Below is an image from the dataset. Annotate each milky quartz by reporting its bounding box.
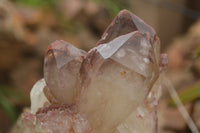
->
[23,10,168,133]
[30,78,49,114]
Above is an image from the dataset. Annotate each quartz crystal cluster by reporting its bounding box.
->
[22,10,168,133]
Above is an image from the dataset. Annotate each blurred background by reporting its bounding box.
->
[0,0,200,132]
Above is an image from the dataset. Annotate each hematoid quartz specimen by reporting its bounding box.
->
[20,10,168,133]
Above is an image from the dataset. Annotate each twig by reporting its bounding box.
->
[164,77,199,133]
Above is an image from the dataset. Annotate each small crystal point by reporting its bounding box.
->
[30,78,49,114]
[44,40,86,104]
[97,9,156,46]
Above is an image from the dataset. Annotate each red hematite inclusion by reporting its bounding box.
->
[23,9,168,133]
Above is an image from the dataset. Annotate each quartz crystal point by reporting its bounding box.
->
[23,9,167,133]
[97,10,156,45]
[77,10,161,133]
[44,40,86,104]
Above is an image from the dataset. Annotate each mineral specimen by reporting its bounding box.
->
[22,9,168,133]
